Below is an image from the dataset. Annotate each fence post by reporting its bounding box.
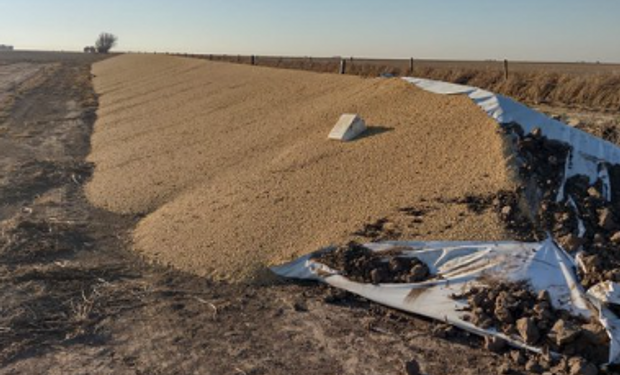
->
[409,58,414,74]
[503,59,509,80]
[339,59,347,74]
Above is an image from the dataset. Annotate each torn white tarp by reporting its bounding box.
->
[272,239,620,363]
[403,77,620,202]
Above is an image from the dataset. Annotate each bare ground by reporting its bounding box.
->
[2,53,618,375]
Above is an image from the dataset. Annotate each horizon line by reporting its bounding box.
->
[5,48,620,65]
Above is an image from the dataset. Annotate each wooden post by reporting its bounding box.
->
[503,59,509,80]
[409,58,414,74]
[339,59,347,74]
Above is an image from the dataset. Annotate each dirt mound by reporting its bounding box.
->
[315,242,430,284]
[454,281,609,366]
[86,54,513,281]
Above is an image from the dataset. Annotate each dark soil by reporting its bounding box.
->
[455,190,541,241]
[315,242,431,284]
[500,123,620,290]
[454,282,609,366]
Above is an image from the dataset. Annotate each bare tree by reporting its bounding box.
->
[95,33,118,53]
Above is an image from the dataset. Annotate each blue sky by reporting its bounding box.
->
[1,0,619,62]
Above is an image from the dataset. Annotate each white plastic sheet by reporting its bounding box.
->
[273,239,620,363]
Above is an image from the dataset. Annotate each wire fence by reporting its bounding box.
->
[166,53,620,111]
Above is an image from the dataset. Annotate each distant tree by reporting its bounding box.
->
[95,33,118,53]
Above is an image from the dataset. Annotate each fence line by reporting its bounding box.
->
[163,52,620,111]
[167,52,518,77]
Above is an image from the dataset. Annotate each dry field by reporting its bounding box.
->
[0,50,110,64]
[179,53,620,112]
[1,51,619,374]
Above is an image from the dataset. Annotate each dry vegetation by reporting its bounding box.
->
[174,53,620,112]
[418,67,620,112]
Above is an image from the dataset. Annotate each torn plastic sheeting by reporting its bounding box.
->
[403,77,620,202]
[272,239,620,363]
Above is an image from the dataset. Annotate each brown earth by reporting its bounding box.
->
[86,54,513,281]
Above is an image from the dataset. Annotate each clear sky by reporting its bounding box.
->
[1,0,619,62]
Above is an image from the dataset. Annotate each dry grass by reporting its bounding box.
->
[0,218,147,363]
[413,67,620,112]
[175,54,620,112]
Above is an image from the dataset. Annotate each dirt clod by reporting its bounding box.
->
[610,232,620,244]
[587,186,602,200]
[517,317,540,345]
[498,362,512,374]
[510,350,527,365]
[598,208,617,231]
[484,336,507,353]
[526,357,545,373]
[558,233,585,252]
[550,319,581,346]
[404,359,421,375]
[568,357,598,375]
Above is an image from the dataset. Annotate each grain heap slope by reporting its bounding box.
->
[87,54,513,281]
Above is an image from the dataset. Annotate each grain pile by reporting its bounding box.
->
[87,54,514,281]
